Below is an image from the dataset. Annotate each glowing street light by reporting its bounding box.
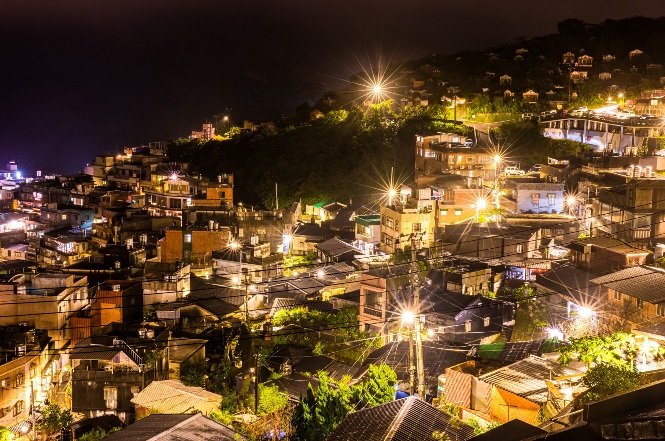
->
[373,84,382,94]
[169,173,179,181]
[402,311,415,325]
[475,197,488,223]
[578,307,593,319]
[317,269,325,279]
[388,188,397,206]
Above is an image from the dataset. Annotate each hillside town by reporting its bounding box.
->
[3,22,665,441]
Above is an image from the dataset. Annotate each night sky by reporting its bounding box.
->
[1,0,662,174]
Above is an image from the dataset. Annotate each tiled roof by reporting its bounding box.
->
[326,396,475,441]
[269,298,333,317]
[103,414,245,441]
[315,238,361,259]
[130,380,221,414]
[69,345,122,361]
[590,266,665,304]
[479,355,580,403]
[536,265,607,305]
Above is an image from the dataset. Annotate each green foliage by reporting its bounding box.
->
[291,364,397,440]
[0,427,13,441]
[78,427,108,441]
[179,357,207,387]
[431,431,450,441]
[582,363,644,402]
[209,358,239,394]
[38,403,74,436]
[466,419,501,436]
[258,384,289,416]
[356,364,397,408]
[209,409,234,425]
[558,332,665,371]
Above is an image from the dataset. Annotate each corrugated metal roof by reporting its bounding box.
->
[591,266,665,304]
[479,355,580,403]
[103,414,246,441]
[130,380,221,414]
[327,396,475,441]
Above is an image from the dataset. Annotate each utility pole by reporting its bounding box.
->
[252,354,260,414]
[30,379,35,440]
[408,331,415,395]
[414,285,425,400]
[275,183,279,210]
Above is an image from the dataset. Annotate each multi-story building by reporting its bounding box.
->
[379,189,436,255]
[501,178,565,214]
[0,325,52,430]
[415,133,497,187]
[0,274,89,349]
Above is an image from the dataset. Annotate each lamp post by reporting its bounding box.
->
[230,240,248,322]
[475,197,487,224]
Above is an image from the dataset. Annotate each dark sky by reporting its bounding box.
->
[1,0,662,174]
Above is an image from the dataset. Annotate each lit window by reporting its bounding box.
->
[184,234,192,243]
[548,194,556,206]
[516,244,524,253]
[455,209,463,216]
[440,209,448,216]
[413,223,422,232]
[531,194,540,206]
[484,317,490,327]
[104,387,118,410]
[465,321,472,332]
[658,304,665,317]
[16,373,24,387]
[636,298,644,309]
[613,291,621,301]
[13,400,24,416]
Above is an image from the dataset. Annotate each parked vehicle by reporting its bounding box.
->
[530,164,542,172]
[504,166,525,176]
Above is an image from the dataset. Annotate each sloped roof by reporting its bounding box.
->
[269,298,333,317]
[468,418,546,441]
[315,237,362,259]
[326,396,475,441]
[479,355,580,403]
[590,266,665,304]
[536,265,607,305]
[102,413,246,441]
[69,345,122,361]
[130,380,221,414]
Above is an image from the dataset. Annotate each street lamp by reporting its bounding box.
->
[388,188,397,206]
[475,197,488,223]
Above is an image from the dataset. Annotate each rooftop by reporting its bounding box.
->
[590,265,665,304]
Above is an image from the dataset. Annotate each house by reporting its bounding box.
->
[353,214,380,255]
[102,414,246,441]
[441,223,540,261]
[469,418,546,441]
[0,325,52,431]
[315,237,363,264]
[577,54,593,67]
[0,273,89,349]
[444,355,581,425]
[598,72,611,80]
[379,198,436,255]
[565,237,649,273]
[495,378,665,440]
[143,261,191,305]
[130,380,222,419]
[70,328,170,424]
[570,71,588,83]
[629,49,643,59]
[591,266,665,324]
[562,52,575,64]
[160,226,230,266]
[522,90,538,102]
[504,89,515,98]
[499,74,512,85]
[501,179,565,214]
[327,396,475,441]
[516,48,528,55]
[602,54,615,62]
[90,281,143,334]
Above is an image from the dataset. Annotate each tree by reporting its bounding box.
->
[0,427,13,441]
[38,403,74,437]
[179,357,207,387]
[356,364,397,408]
[557,332,660,369]
[258,384,289,416]
[582,363,644,402]
[78,427,110,441]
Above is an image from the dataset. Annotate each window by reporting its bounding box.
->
[613,291,621,301]
[29,363,36,378]
[104,387,118,410]
[636,298,644,309]
[547,194,556,206]
[484,317,490,327]
[15,374,23,387]
[466,156,475,164]
[658,304,665,317]
[184,234,192,243]
[365,289,383,308]
[169,198,182,209]
[413,223,422,232]
[531,193,540,206]
[465,321,472,332]
[13,400,24,417]
[440,209,448,216]
[455,209,463,216]
[516,244,524,253]
[387,218,394,229]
